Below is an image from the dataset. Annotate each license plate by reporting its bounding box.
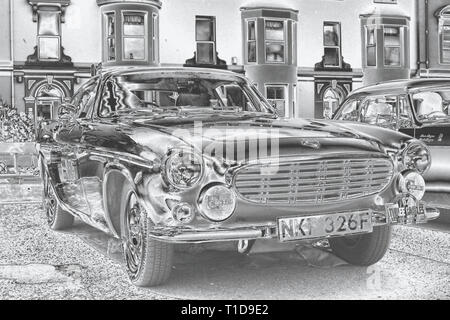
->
[278,211,373,242]
[386,202,426,225]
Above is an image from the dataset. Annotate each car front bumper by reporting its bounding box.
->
[148,204,440,244]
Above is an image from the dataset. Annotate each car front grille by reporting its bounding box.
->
[233,157,394,206]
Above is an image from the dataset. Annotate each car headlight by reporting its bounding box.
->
[398,170,426,201]
[163,149,203,190]
[199,184,236,222]
[402,142,431,174]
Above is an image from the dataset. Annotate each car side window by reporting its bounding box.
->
[360,96,397,128]
[71,77,100,118]
[337,99,360,121]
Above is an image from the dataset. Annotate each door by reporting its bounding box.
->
[51,77,107,225]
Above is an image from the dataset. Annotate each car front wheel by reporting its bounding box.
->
[42,168,74,230]
[121,186,174,287]
[329,225,392,266]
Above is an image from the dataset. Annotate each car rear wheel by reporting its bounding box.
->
[329,225,392,266]
[42,168,74,230]
[121,186,174,287]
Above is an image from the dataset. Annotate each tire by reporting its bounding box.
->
[42,165,74,230]
[121,185,174,287]
[329,225,392,266]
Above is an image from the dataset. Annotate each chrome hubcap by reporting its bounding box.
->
[124,193,145,278]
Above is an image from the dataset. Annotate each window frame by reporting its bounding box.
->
[438,10,450,65]
[37,35,61,61]
[104,11,116,62]
[265,84,288,117]
[195,15,217,65]
[383,25,404,68]
[121,10,148,62]
[365,25,377,68]
[151,13,159,63]
[323,21,342,68]
[246,18,258,64]
[264,18,286,64]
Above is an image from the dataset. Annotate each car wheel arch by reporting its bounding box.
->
[103,163,138,239]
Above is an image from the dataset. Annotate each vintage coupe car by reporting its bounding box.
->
[333,78,450,210]
[38,67,439,287]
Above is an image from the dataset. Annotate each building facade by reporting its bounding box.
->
[0,0,448,128]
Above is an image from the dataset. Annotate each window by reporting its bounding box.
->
[122,12,146,61]
[412,90,450,121]
[384,26,402,67]
[37,10,61,61]
[196,16,216,64]
[247,20,257,63]
[323,22,341,67]
[71,78,100,118]
[266,85,287,116]
[366,26,377,67]
[105,12,116,61]
[322,88,343,119]
[152,13,158,62]
[438,7,450,64]
[265,20,285,63]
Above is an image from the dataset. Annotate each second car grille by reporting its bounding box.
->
[233,158,394,206]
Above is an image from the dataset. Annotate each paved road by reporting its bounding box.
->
[0,204,449,300]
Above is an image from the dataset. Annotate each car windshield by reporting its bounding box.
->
[335,95,414,130]
[412,89,450,122]
[98,71,275,118]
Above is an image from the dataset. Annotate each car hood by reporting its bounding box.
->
[126,117,412,163]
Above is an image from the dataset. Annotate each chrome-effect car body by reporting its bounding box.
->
[38,68,438,245]
[333,78,450,210]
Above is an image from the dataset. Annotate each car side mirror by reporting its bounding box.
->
[58,103,77,120]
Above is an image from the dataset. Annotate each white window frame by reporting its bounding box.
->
[195,16,217,65]
[104,11,116,62]
[365,25,377,68]
[152,13,159,63]
[246,18,257,64]
[383,25,404,68]
[264,19,286,64]
[323,21,342,68]
[265,84,288,117]
[121,10,148,62]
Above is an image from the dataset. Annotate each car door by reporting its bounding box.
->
[54,77,108,226]
[408,89,450,187]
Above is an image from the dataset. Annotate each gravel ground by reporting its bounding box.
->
[0,204,449,300]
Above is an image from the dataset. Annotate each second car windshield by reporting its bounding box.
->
[99,71,274,117]
[412,89,450,121]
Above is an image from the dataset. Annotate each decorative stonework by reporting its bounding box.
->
[27,0,71,23]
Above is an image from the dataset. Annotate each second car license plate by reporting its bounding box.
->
[278,211,373,242]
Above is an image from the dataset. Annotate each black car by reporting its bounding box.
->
[333,78,450,210]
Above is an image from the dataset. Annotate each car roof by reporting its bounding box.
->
[101,66,246,80]
[347,78,450,99]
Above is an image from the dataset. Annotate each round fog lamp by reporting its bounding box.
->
[172,203,195,224]
[199,184,236,222]
[398,171,426,201]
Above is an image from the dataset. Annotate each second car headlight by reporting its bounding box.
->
[398,170,426,200]
[402,142,431,174]
[163,149,203,190]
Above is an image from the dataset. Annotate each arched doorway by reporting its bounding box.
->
[322,86,345,119]
[34,83,65,122]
